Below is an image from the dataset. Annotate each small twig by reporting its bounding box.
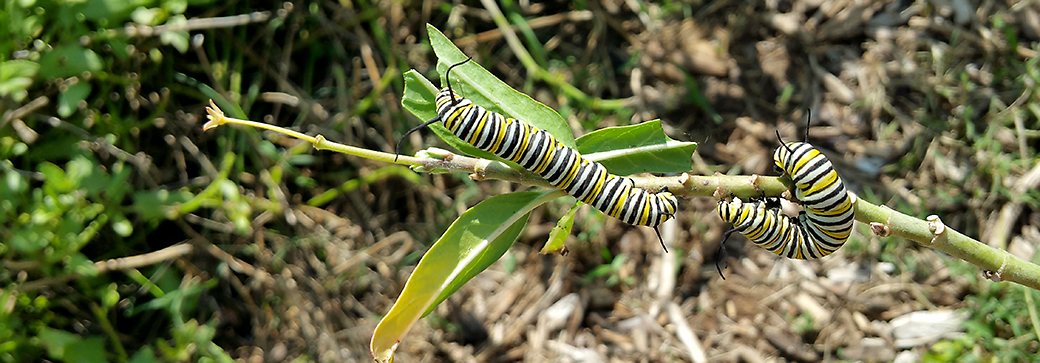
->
[178,135,219,179]
[42,115,159,188]
[204,99,786,197]
[13,243,195,292]
[121,12,272,37]
[176,218,276,286]
[668,302,708,363]
[331,231,413,275]
[94,243,195,272]
[201,242,275,285]
[0,161,44,181]
[0,96,48,132]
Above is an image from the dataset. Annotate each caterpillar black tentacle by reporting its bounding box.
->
[398,58,679,248]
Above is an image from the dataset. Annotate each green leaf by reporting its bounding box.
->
[38,327,81,360]
[106,37,132,59]
[128,277,217,317]
[541,199,579,254]
[428,25,574,148]
[0,59,40,102]
[159,16,190,53]
[2,168,29,197]
[66,336,107,363]
[75,0,139,21]
[400,69,438,116]
[584,254,626,283]
[575,120,697,175]
[38,45,103,80]
[128,347,158,363]
[58,82,92,118]
[105,162,132,203]
[370,190,566,363]
[111,213,133,237]
[69,252,97,276]
[164,0,188,14]
[132,189,194,221]
[102,283,120,309]
[38,162,72,192]
[131,7,165,26]
[399,24,575,163]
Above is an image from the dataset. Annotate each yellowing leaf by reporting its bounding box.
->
[370,190,565,362]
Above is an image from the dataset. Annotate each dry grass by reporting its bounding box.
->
[173,0,1040,361]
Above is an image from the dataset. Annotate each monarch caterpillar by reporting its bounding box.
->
[772,124,855,250]
[715,117,854,275]
[396,58,679,247]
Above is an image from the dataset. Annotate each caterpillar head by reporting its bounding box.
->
[773,110,814,176]
[772,140,804,177]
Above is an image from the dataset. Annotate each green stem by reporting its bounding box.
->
[855,199,1040,290]
[173,152,235,218]
[202,100,1040,291]
[312,134,400,164]
[92,303,128,362]
[1026,286,1040,342]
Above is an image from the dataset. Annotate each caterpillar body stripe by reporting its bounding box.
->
[397,58,679,245]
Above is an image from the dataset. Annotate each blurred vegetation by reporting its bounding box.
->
[1,0,1039,362]
[2,0,237,361]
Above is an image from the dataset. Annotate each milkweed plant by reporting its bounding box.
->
[199,24,1040,362]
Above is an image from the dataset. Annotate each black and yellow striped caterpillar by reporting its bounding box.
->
[396,59,679,246]
[716,119,854,274]
[772,129,855,248]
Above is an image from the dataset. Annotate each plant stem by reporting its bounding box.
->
[92,303,128,362]
[202,100,1040,291]
[855,199,1040,290]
